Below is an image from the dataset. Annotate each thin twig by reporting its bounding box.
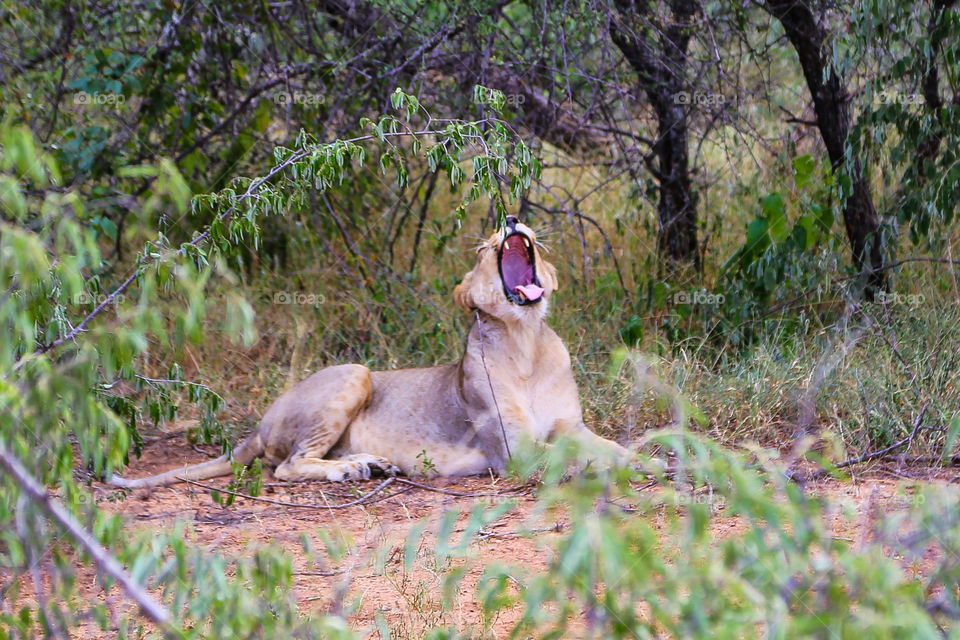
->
[476,523,563,542]
[475,311,512,461]
[292,569,346,577]
[633,480,658,492]
[856,256,960,277]
[174,476,401,510]
[135,376,222,396]
[394,477,532,497]
[879,455,960,466]
[16,124,504,367]
[793,404,929,481]
[0,441,175,632]
[524,197,630,296]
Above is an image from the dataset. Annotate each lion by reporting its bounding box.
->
[107,217,631,489]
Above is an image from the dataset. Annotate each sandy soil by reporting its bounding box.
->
[44,431,960,638]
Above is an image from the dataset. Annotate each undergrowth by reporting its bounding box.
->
[5,89,960,639]
[132,219,960,463]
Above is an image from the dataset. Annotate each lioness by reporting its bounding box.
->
[108,217,629,488]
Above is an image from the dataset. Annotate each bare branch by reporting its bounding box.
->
[791,404,929,482]
[0,441,175,632]
[172,475,404,510]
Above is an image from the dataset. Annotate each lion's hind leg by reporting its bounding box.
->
[268,364,400,482]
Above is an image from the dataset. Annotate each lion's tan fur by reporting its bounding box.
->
[108,222,629,489]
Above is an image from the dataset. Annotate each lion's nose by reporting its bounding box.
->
[505,216,519,230]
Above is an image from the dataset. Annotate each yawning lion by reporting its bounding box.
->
[108,217,630,488]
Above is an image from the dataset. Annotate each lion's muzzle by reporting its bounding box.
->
[499,217,544,305]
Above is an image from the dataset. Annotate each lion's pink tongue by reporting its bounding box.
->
[516,283,544,301]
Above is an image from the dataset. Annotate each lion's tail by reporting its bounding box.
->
[106,432,265,490]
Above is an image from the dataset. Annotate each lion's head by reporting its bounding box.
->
[453,216,559,321]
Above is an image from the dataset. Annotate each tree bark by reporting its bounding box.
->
[765,0,886,296]
[611,0,700,266]
[916,0,958,176]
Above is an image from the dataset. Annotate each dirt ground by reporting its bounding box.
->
[77,429,960,638]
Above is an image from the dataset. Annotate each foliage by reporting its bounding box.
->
[0,92,539,637]
[334,373,960,638]
[2,0,960,637]
[846,0,960,250]
[480,431,960,638]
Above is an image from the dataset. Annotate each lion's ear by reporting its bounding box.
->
[453,270,475,312]
[543,260,559,293]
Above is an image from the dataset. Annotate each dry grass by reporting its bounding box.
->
[114,137,960,462]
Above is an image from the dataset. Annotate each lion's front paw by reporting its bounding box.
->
[367,457,401,478]
[338,454,400,480]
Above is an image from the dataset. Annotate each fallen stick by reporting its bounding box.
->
[0,442,175,634]
[791,404,929,482]
[174,475,402,510]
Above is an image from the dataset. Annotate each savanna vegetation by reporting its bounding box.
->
[2,0,960,637]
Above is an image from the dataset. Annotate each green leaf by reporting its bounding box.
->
[403,521,428,572]
[0,176,26,219]
[91,216,118,240]
[793,154,815,188]
[619,315,645,347]
[942,414,960,464]
[744,218,770,256]
[761,193,788,241]
[117,165,158,178]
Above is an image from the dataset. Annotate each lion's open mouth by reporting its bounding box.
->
[499,232,544,305]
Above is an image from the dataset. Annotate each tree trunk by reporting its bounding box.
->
[765,0,886,296]
[916,0,957,177]
[652,95,698,263]
[611,0,700,267]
